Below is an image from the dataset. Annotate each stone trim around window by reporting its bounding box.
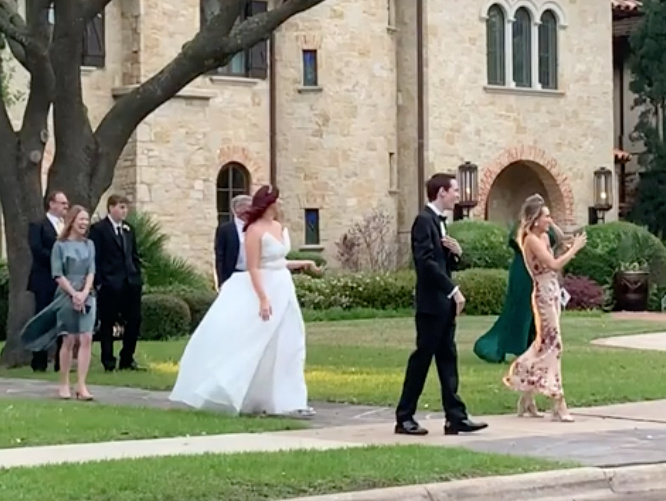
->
[481,0,567,93]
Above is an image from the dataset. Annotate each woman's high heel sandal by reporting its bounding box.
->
[552,398,574,422]
[517,393,542,418]
[75,391,94,402]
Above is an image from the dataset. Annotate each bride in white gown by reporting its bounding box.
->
[169,185,321,416]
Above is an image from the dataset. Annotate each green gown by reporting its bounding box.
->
[472,225,557,364]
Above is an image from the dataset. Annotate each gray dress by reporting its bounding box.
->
[21,239,97,351]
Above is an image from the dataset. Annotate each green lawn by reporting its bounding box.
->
[1,313,665,415]
[0,398,303,449]
[0,445,572,500]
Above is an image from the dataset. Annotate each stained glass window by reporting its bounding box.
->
[302,50,318,87]
[304,209,320,245]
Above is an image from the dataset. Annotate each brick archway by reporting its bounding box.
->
[216,145,267,193]
[475,145,575,225]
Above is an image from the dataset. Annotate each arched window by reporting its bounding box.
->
[486,5,506,85]
[538,10,558,90]
[512,7,532,88]
[216,162,250,223]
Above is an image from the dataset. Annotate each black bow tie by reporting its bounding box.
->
[438,215,447,223]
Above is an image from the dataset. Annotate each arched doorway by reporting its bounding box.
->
[485,161,566,225]
[216,162,250,223]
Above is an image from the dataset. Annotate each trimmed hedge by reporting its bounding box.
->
[138,268,514,340]
[294,268,509,315]
[140,293,191,341]
[567,221,666,287]
[447,220,512,270]
[287,251,327,267]
[455,268,508,315]
[294,271,415,311]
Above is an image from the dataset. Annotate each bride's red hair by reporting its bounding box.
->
[243,185,280,232]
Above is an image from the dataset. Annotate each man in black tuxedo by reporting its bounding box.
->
[395,173,488,436]
[27,191,69,372]
[214,194,252,288]
[89,194,144,372]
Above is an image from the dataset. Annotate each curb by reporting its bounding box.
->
[284,464,666,500]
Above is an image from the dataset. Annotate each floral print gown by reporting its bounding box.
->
[503,238,563,398]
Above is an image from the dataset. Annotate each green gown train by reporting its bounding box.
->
[472,224,557,364]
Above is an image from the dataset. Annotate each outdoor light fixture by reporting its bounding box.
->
[456,161,478,220]
[589,166,613,224]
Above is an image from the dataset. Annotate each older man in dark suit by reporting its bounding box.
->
[27,191,69,372]
[214,194,252,289]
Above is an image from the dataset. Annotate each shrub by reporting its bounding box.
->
[649,284,666,312]
[0,260,7,342]
[335,209,400,272]
[447,221,513,270]
[294,270,415,311]
[140,293,191,341]
[562,275,604,311]
[567,221,666,287]
[144,284,216,332]
[454,268,508,315]
[294,268,508,315]
[126,211,211,289]
[287,251,327,267]
[176,289,217,330]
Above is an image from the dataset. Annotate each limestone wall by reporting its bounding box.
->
[274,0,399,262]
[411,0,615,228]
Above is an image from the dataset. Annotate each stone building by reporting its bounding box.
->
[1,0,623,269]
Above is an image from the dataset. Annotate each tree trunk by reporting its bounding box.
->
[0,0,330,367]
[0,151,44,367]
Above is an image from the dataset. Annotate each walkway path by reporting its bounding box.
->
[4,375,666,469]
[2,327,666,469]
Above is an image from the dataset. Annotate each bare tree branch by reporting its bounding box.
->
[90,0,326,198]
[81,0,112,23]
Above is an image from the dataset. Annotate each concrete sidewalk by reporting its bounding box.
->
[4,399,666,469]
[2,328,666,470]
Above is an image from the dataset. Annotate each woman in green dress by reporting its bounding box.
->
[21,205,97,400]
[472,221,564,364]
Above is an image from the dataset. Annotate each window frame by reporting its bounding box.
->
[200,0,268,79]
[216,163,251,224]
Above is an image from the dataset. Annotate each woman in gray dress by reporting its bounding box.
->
[21,205,97,400]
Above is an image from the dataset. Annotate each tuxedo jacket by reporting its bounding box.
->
[88,218,143,292]
[27,217,58,295]
[411,206,460,315]
[214,221,240,286]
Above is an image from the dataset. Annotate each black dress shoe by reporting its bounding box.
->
[444,419,488,435]
[395,419,429,436]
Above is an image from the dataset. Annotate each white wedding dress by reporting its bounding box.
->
[169,227,310,416]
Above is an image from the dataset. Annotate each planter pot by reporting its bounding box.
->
[613,270,650,312]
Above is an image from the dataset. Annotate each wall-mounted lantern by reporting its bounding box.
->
[589,166,613,224]
[456,161,478,220]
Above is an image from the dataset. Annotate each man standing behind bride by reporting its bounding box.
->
[170,185,322,417]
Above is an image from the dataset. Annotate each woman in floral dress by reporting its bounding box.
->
[503,194,587,422]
